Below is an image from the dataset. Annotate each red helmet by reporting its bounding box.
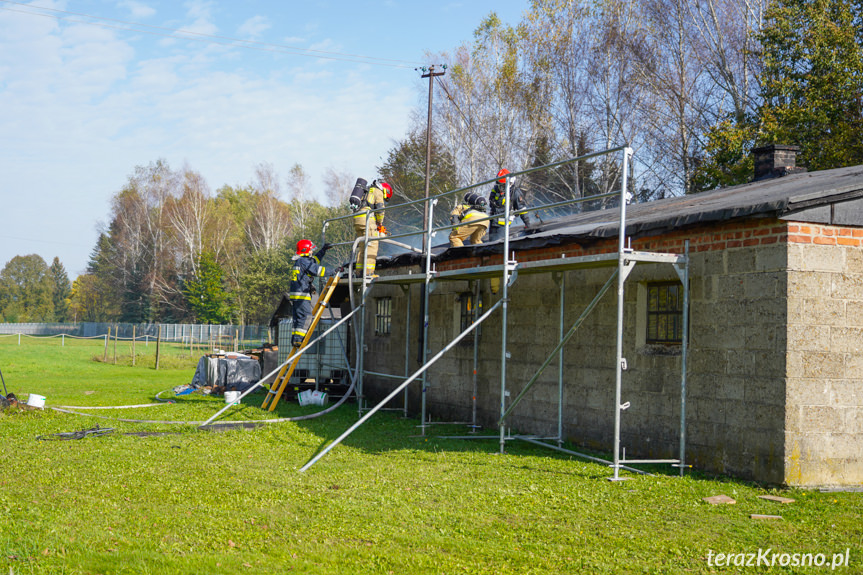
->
[377,181,393,200]
[296,239,315,256]
[497,169,510,184]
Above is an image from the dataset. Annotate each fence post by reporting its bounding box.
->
[132,325,136,367]
[155,325,162,370]
[103,327,110,362]
[113,325,118,364]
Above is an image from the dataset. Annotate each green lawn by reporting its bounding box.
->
[0,337,861,574]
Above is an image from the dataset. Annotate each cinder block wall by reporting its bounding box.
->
[361,217,863,486]
[785,223,863,487]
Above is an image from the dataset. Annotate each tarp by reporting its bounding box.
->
[190,354,261,393]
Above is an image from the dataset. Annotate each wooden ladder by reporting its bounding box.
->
[261,274,342,412]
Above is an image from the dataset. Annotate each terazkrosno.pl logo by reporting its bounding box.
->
[707,548,851,570]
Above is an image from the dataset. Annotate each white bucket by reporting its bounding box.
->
[297,390,328,407]
[27,394,46,408]
[224,391,241,405]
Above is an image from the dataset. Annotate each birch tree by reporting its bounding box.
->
[246,163,293,253]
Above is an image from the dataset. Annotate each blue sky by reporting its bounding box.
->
[0,0,529,278]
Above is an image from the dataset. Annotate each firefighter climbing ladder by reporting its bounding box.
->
[262,274,342,412]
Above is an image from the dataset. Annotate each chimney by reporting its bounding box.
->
[751,144,806,181]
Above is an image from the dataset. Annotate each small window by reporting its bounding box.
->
[646,282,683,344]
[458,291,482,342]
[375,297,392,336]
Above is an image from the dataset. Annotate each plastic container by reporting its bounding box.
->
[224,391,241,405]
[297,390,328,407]
[27,394,46,408]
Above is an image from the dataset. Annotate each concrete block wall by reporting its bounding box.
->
[785,223,863,487]
[359,217,863,486]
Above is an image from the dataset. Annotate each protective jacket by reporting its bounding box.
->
[450,204,488,225]
[289,246,330,301]
[489,183,531,227]
[449,204,489,247]
[353,184,387,230]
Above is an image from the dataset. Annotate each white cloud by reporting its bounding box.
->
[237,15,270,39]
[181,0,218,36]
[117,0,156,19]
[0,1,418,275]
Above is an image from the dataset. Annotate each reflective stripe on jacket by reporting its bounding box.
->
[289,255,325,299]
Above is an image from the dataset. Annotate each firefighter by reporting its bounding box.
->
[352,179,392,278]
[449,192,490,247]
[488,168,532,241]
[288,239,333,348]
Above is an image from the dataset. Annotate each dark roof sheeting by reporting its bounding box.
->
[379,165,863,269]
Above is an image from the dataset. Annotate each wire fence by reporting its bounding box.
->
[0,322,270,349]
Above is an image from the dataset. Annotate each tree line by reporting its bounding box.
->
[389,0,862,202]
[2,0,861,326]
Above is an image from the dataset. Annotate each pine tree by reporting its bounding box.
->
[49,257,72,322]
[183,252,232,325]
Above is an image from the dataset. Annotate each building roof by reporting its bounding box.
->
[381,164,863,268]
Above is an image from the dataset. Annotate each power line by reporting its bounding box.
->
[0,0,422,69]
[434,75,499,163]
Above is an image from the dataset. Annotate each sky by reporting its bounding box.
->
[0,0,530,279]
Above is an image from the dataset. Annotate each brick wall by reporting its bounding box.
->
[784,223,863,486]
[360,217,863,486]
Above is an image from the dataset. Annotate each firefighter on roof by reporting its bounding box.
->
[352,179,392,278]
[488,168,532,241]
[449,191,490,247]
[288,239,332,347]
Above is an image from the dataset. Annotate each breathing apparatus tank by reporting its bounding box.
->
[349,178,368,212]
[464,191,487,211]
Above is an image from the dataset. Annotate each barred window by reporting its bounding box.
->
[646,282,683,344]
[459,291,482,342]
[375,297,392,336]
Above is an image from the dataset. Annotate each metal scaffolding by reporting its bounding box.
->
[305,146,690,478]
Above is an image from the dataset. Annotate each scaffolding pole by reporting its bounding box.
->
[299,298,504,472]
[499,269,618,423]
[315,145,689,479]
[611,147,633,481]
[498,176,514,454]
[420,198,438,434]
[675,240,691,476]
[557,273,565,446]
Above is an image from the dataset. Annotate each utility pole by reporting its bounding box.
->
[419,64,446,252]
[417,64,446,374]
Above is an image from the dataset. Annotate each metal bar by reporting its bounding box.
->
[319,146,631,233]
[299,298,505,472]
[499,177,513,454]
[513,190,619,220]
[471,280,480,430]
[611,147,633,481]
[363,370,407,380]
[404,286,411,417]
[352,273,379,415]
[557,273,565,445]
[499,269,618,423]
[515,436,650,476]
[679,240,690,476]
[381,237,423,253]
[420,198,437,434]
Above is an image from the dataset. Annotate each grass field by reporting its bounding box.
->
[1,336,861,574]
